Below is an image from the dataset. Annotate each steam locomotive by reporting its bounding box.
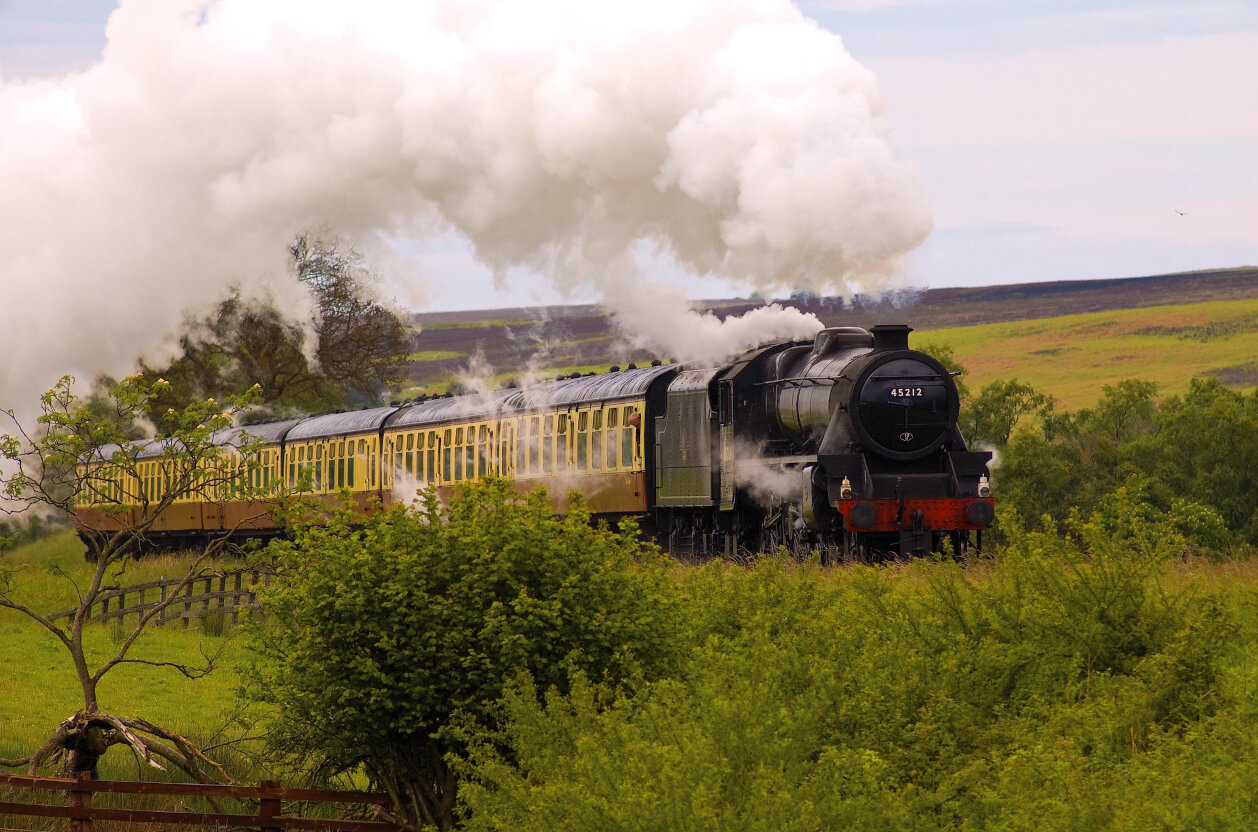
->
[75,324,993,559]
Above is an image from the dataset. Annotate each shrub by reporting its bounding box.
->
[250,479,679,831]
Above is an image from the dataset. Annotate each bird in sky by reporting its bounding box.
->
[1174,209,1189,216]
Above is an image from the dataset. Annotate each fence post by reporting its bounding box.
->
[233,571,243,625]
[159,579,167,624]
[183,581,193,628]
[69,771,93,832]
[259,779,282,832]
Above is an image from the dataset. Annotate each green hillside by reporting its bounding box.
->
[917,298,1258,410]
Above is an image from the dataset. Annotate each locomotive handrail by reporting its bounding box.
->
[753,377,834,387]
[746,454,818,466]
[865,373,947,381]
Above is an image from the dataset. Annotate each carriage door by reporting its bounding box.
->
[382,435,395,496]
[718,380,735,511]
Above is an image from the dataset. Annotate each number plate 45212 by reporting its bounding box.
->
[889,387,925,398]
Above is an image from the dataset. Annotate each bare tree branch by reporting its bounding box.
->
[2,373,271,778]
[0,595,72,649]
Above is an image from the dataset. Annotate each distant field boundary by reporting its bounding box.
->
[47,569,270,629]
[0,772,395,832]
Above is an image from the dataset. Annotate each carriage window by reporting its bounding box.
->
[338,442,347,490]
[541,416,553,474]
[591,424,602,471]
[577,411,589,469]
[606,422,619,469]
[427,433,437,483]
[516,419,527,473]
[527,417,538,473]
[623,407,638,467]
[557,415,569,469]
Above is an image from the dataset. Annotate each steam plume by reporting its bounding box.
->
[0,0,930,412]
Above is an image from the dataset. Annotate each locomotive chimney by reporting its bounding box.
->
[870,324,913,351]
[811,326,872,356]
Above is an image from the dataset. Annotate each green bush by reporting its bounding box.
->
[998,377,1258,550]
[249,479,679,831]
[460,521,1240,831]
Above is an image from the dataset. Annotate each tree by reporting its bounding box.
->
[916,341,969,401]
[961,379,1051,448]
[141,235,411,422]
[291,235,412,407]
[251,479,680,831]
[0,375,270,779]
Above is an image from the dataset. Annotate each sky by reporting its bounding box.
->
[1,0,1255,313]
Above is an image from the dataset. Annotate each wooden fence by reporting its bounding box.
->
[0,772,396,832]
[47,570,271,629]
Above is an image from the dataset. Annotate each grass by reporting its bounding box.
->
[0,533,258,777]
[405,350,467,362]
[916,298,1258,410]
[402,298,1258,413]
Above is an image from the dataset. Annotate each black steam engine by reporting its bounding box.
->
[653,324,993,559]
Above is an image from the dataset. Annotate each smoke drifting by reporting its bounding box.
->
[732,440,806,508]
[0,0,930,411]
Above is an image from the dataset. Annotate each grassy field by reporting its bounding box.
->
[405,349,467,362]
[917,298,1258,410]
[399,297,1258,411]
[0,533,256,776]
[8,292,1258,786]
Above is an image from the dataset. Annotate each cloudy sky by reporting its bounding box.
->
[1,0,1255,312]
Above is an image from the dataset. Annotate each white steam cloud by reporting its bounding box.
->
[732,440,806,508]
[0,0,930,413]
